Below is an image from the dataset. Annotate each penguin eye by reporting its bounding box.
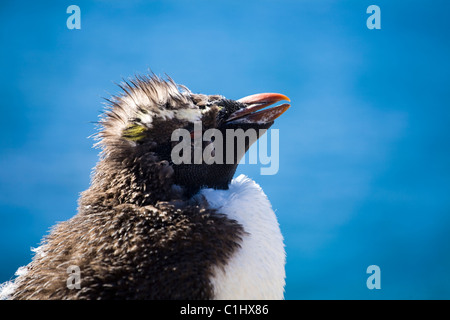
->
[189,130,203,140]
[206,102,223,110]
[189,130,215,147]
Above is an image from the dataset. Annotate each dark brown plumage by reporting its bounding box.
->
[11,202,243,299]
[8,75,244,299]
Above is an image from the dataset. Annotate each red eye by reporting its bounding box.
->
[190,130,202,139]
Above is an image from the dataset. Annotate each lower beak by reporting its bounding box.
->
[226,93,291,124]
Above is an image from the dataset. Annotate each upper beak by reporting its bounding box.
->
[226,93,291,124]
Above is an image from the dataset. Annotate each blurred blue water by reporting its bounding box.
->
[1,0,449,299]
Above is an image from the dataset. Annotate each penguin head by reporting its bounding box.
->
[97,74,290,199]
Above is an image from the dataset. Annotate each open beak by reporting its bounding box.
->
[226,93,291,124]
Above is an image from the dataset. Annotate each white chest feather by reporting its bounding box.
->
[199,175,286,300]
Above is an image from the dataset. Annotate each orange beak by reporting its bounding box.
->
[226,93,291,124]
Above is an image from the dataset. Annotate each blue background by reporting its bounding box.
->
[1,0,449,299]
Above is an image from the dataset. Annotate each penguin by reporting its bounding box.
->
[0,74,290,300]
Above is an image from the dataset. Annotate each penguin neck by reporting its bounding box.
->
[80,155,177,210]
[177,163,239,198]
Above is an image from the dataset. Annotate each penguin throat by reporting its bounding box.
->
[173,163,239,198]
